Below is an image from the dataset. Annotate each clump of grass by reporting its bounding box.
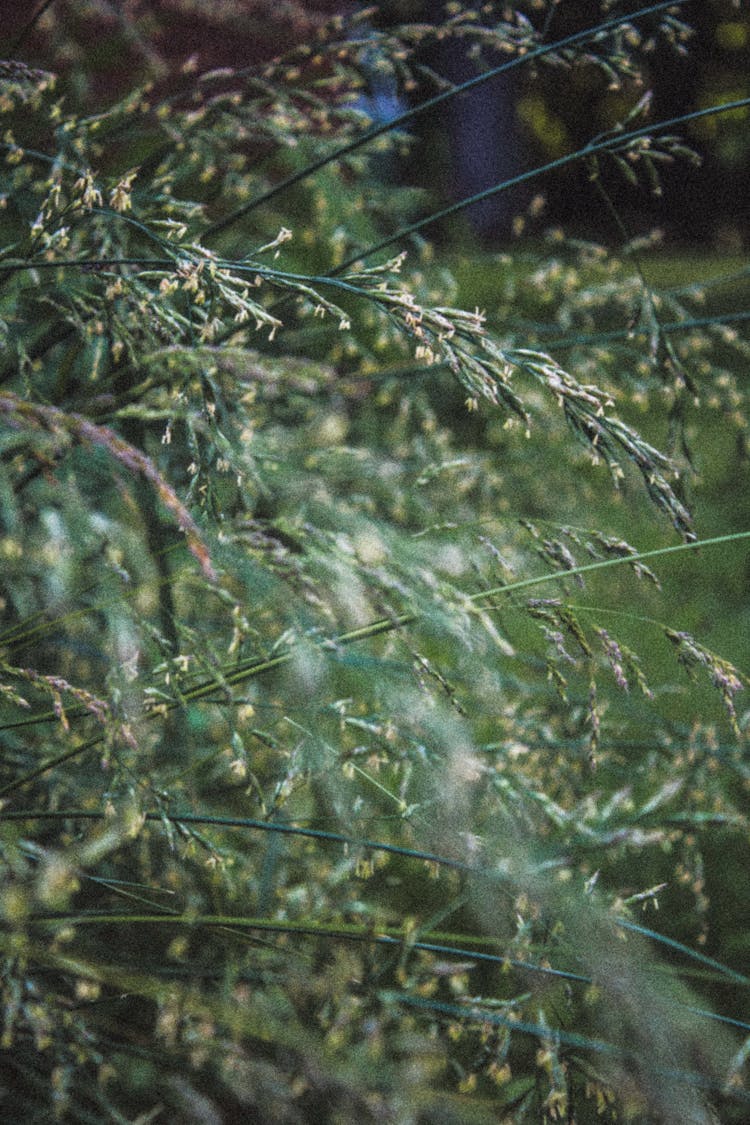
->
[1,3,749,1122]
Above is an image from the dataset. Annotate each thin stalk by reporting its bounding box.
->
[13,898,750,1083]
[4,253,749,377]
[0,737,104,796]
[16,901,747,994]
[538,308,750,351]
[22,908,541,961]
[667,264,750,298]
[202,0,691,240]
[470,528,750,603]
[336,97,750,272]
[0,256,173,279]
[0,807,485,878]
[391,994,750,1099]
[1,529,748,756]
[616,917,750,986]
[5,810,750,1024]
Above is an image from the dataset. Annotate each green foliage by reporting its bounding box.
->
[1,3,749,1121]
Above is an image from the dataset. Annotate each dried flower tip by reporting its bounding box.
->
[258,227,293,255]
[109,170,139,213]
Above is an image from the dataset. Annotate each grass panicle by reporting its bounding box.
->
[0,2,749,1122]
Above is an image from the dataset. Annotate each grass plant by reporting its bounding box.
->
[1,2,749,1121]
